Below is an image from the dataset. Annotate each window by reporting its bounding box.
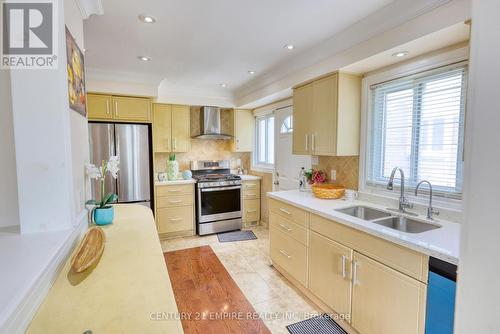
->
[280,115,293,134]
[254,114,275,168]
[366,63,467,199]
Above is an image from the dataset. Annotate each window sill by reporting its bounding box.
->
[251,165,274,174]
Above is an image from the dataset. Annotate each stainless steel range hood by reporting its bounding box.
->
[192,106,233,140]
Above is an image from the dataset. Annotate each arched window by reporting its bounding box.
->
[280,115,293,134]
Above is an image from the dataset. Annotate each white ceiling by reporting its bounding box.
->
[83,0,395,98]
[341,22,470,74]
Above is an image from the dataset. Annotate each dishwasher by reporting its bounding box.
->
[425,257,457,334]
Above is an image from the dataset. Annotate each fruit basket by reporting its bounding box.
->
[311,184,346,199]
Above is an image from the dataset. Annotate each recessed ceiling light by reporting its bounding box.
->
[219,83,227,88]
[283,44,295,50]
[138,14,156,23]
[248,70,256,75]
[392,51,409,57]
[138,56,152,62]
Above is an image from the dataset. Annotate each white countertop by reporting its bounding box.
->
[268,190,460,265]
[239,174,262,181]
[155,178,196,185]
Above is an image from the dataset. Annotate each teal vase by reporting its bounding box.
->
[93,206,114,225]
[167,161,179,181]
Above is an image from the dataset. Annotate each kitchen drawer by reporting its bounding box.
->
[269,212,308,246]
[270,225,307,286]
[310,214,428,282]
[156,184,193,197]
[243,181,261,199]
[269,199,309,228]
[157,194,193,208]
[157,206,193,234]
[243,199,260,222]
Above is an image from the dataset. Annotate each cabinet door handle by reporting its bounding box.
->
[106,100,110,114]
[279,208,291,215]
[168,189,181,193]
[312,134,315,151]
[169,200,182,204]
[115,101,118,116]
[341,255,347,279]
[305,134,308,151]
[246,193,257,197]
[247,209,257,213]
[279,249,291,259]
[279,223,292,232]
[352,260,359,285]
[173,138,177,150]
[246,184,256,188]
[170,217,182,222]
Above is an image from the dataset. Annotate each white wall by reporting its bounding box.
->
[65,0,90,224]
[455,0,500,333]
[9,3,75,232]
[0,69,20,228]
[7,0,89,233]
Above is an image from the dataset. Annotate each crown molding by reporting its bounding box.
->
[75,0,104,19]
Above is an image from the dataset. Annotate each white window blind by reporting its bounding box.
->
[366,63,467,198]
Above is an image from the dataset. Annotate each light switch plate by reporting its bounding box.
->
[331,169,337,181]
[311,155,319,165]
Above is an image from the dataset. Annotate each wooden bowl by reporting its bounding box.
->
[70,226,106,273]
[311,184,346,199]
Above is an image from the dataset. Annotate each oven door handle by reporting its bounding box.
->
[200,186,242,192]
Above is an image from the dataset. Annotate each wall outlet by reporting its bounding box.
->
[331,169,337,181]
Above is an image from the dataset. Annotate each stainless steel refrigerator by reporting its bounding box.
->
[89,123,151,207]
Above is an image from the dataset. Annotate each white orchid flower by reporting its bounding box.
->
[86,163,102,179]
[107,156,120,179]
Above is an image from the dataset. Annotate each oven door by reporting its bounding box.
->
[198,185,242,223]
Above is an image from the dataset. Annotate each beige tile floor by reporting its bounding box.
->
[161,226,321,334]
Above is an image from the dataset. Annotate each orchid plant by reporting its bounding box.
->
[85,156,120,209]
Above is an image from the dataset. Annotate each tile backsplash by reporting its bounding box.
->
[313,155,359,190]
[155,139,251,172]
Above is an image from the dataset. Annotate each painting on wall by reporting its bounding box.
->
[65,26,86,117]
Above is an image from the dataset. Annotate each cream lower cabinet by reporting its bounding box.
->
[269,198,428,334]
[242,180,261,226]
[351,252,427,334]
[269,199,309,287]
[309,231,353,320]
[155,184,195,238]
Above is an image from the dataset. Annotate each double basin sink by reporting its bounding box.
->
[336,206,441,233]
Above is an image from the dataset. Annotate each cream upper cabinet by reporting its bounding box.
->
[232,109,254,152]
[292,72,361,156]
[87,94,113,120]
[153,104,172,152]
[292,84,313,155]
[351,252,427,334]
[152,103,190,153]
[171,105,190,153]
[87,93,152,122]
[112,96,151,122]
[309,230,353,320]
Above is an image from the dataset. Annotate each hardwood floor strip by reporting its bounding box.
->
[165,245,271,334]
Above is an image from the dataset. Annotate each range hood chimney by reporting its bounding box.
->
[192,106,233,140]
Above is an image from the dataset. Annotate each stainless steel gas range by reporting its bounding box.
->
[191,160,243,235]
